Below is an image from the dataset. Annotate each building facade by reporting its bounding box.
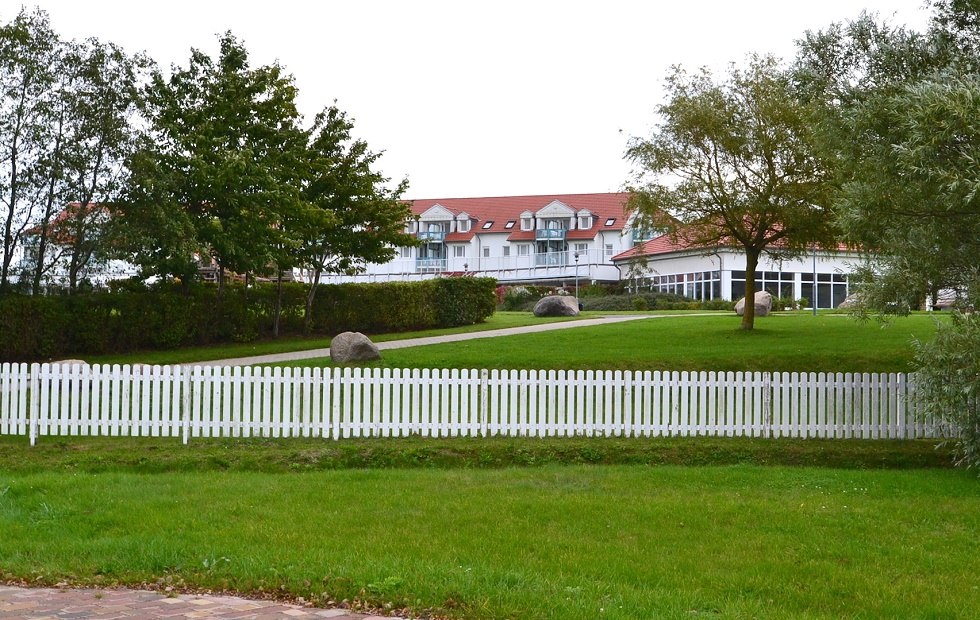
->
[318,193,645,286]
[612,236,861,310]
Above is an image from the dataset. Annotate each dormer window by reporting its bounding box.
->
[504,220,516,229]
[482,221,494,230]
[579,215,593,229]
[605,218,616,226]
[405,219,417,234]
[520,210,534,231]
[458,219,471,233]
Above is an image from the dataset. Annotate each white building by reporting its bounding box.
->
[319,193,644,286]
[612,235,861,309]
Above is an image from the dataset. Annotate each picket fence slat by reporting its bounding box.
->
[0,364,944,444]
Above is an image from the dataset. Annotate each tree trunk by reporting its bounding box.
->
[273,269,283,338]
[741,248,760,330]
[304,268,321,334]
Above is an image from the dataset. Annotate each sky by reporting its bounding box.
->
[15,0,932,200]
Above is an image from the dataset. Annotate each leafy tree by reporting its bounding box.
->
[0,8,59,292]
[626,55,835,330]
[119,32,306,291]
[295,104,414,333]
[796,1,980,469]
[0,9,146,293]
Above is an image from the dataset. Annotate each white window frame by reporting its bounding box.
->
[517,244,530,256]
[605,243,614,256]
[454,245,466,258]
[503,246,510,257]
[482,247,490,258]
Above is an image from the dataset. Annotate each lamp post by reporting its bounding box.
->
[573,252,580,304]
[463,262,468,274]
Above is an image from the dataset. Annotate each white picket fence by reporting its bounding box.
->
[0,363,940,444]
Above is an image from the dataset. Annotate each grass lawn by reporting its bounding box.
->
[280,313,942,373]
[82,312,586,366]
[0,463,977,619]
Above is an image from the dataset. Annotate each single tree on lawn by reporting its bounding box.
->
[626,55,835,329]
[295,104,414,333]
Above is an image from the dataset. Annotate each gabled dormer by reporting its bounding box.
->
[455,211,472,233]
[417,204,454,242]
[576,209,594,230]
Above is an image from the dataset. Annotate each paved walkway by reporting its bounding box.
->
[193,314,658,366]
[0,585,401,619]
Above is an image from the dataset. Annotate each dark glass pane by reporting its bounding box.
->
[801,273,813,282]
[818,273,832,282]
[731,281,745,301]
[833,283,848,308]
[732,270,745,280]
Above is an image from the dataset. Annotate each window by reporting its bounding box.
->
[604,218,616,226]
[481,221,494,229]
[458,219,471,233]
[574,243,588,254]
[521,217,533,231]
[578,215,593,229]
[482,247,490,258]
[453,246,466,258]
[504,220,515,229]
[605,244,614,256]
[405,220,417,233]
[503,246,510,257]
[518,245,530,256]
[399,246,412,258]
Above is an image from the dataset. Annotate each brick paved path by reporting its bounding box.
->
[0,585,403,620]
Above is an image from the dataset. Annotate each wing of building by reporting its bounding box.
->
[320,192,643,286]
[611,236,861,310]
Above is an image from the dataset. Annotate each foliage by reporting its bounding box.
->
[579,291,691,311]
[914,312,980,471]
[117,33,306,285]
[295,105,415,331]
[627,55,836,330]
[432,276,497,327]
[0,9,146,293]
[0,278,497,361]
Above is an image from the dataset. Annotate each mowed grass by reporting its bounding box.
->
[283,313,941,373]
[0,465,977,619]
[82,312,584,366]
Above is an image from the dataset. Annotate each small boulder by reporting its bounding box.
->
[330,331,381,363]
[533,295,580,317]
[734,291,772,317]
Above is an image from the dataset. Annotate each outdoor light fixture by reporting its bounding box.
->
[574,252,580,304]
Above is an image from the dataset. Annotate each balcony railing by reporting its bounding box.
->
[535,228,566,240]
[417,230,446,242]
[535,252,567,267]
[416,258,447,272]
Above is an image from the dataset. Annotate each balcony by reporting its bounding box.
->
[417,230,446,242]
[535,252,567,267]
[535,228,566,241]
[416,258,447,272]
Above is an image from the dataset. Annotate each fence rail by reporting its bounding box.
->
[0,363,939,444]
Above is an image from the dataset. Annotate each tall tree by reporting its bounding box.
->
[295,104,414,333]
[0,8,59,291]
[120,32,306,290]
[796,1,980,470]
[626,55,835,329]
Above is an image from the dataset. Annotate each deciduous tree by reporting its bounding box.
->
[626,55,835,330]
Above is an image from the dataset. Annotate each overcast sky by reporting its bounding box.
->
[17,1,931,199]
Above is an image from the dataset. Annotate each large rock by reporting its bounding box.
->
[330,331,381,363]
[533,295,580,317]
[734,291,772,317]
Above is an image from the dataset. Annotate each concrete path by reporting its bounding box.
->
[0,585,401,619]
[193,314,657,367]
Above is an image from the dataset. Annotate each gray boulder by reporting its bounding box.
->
[734,290,773,317]
[533,295,580,317]
[330,331,381,363]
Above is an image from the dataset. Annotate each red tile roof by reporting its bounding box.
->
[613,234,857,262]
[408,193,632,242]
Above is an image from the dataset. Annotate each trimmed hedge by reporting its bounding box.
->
[0,277,497,362]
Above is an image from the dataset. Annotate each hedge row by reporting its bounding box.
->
[0,277,497,362]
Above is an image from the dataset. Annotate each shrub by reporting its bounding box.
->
[433,277,497,326]
[913,311,980,471]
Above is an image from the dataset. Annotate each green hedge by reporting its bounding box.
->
[0,277,497,362]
